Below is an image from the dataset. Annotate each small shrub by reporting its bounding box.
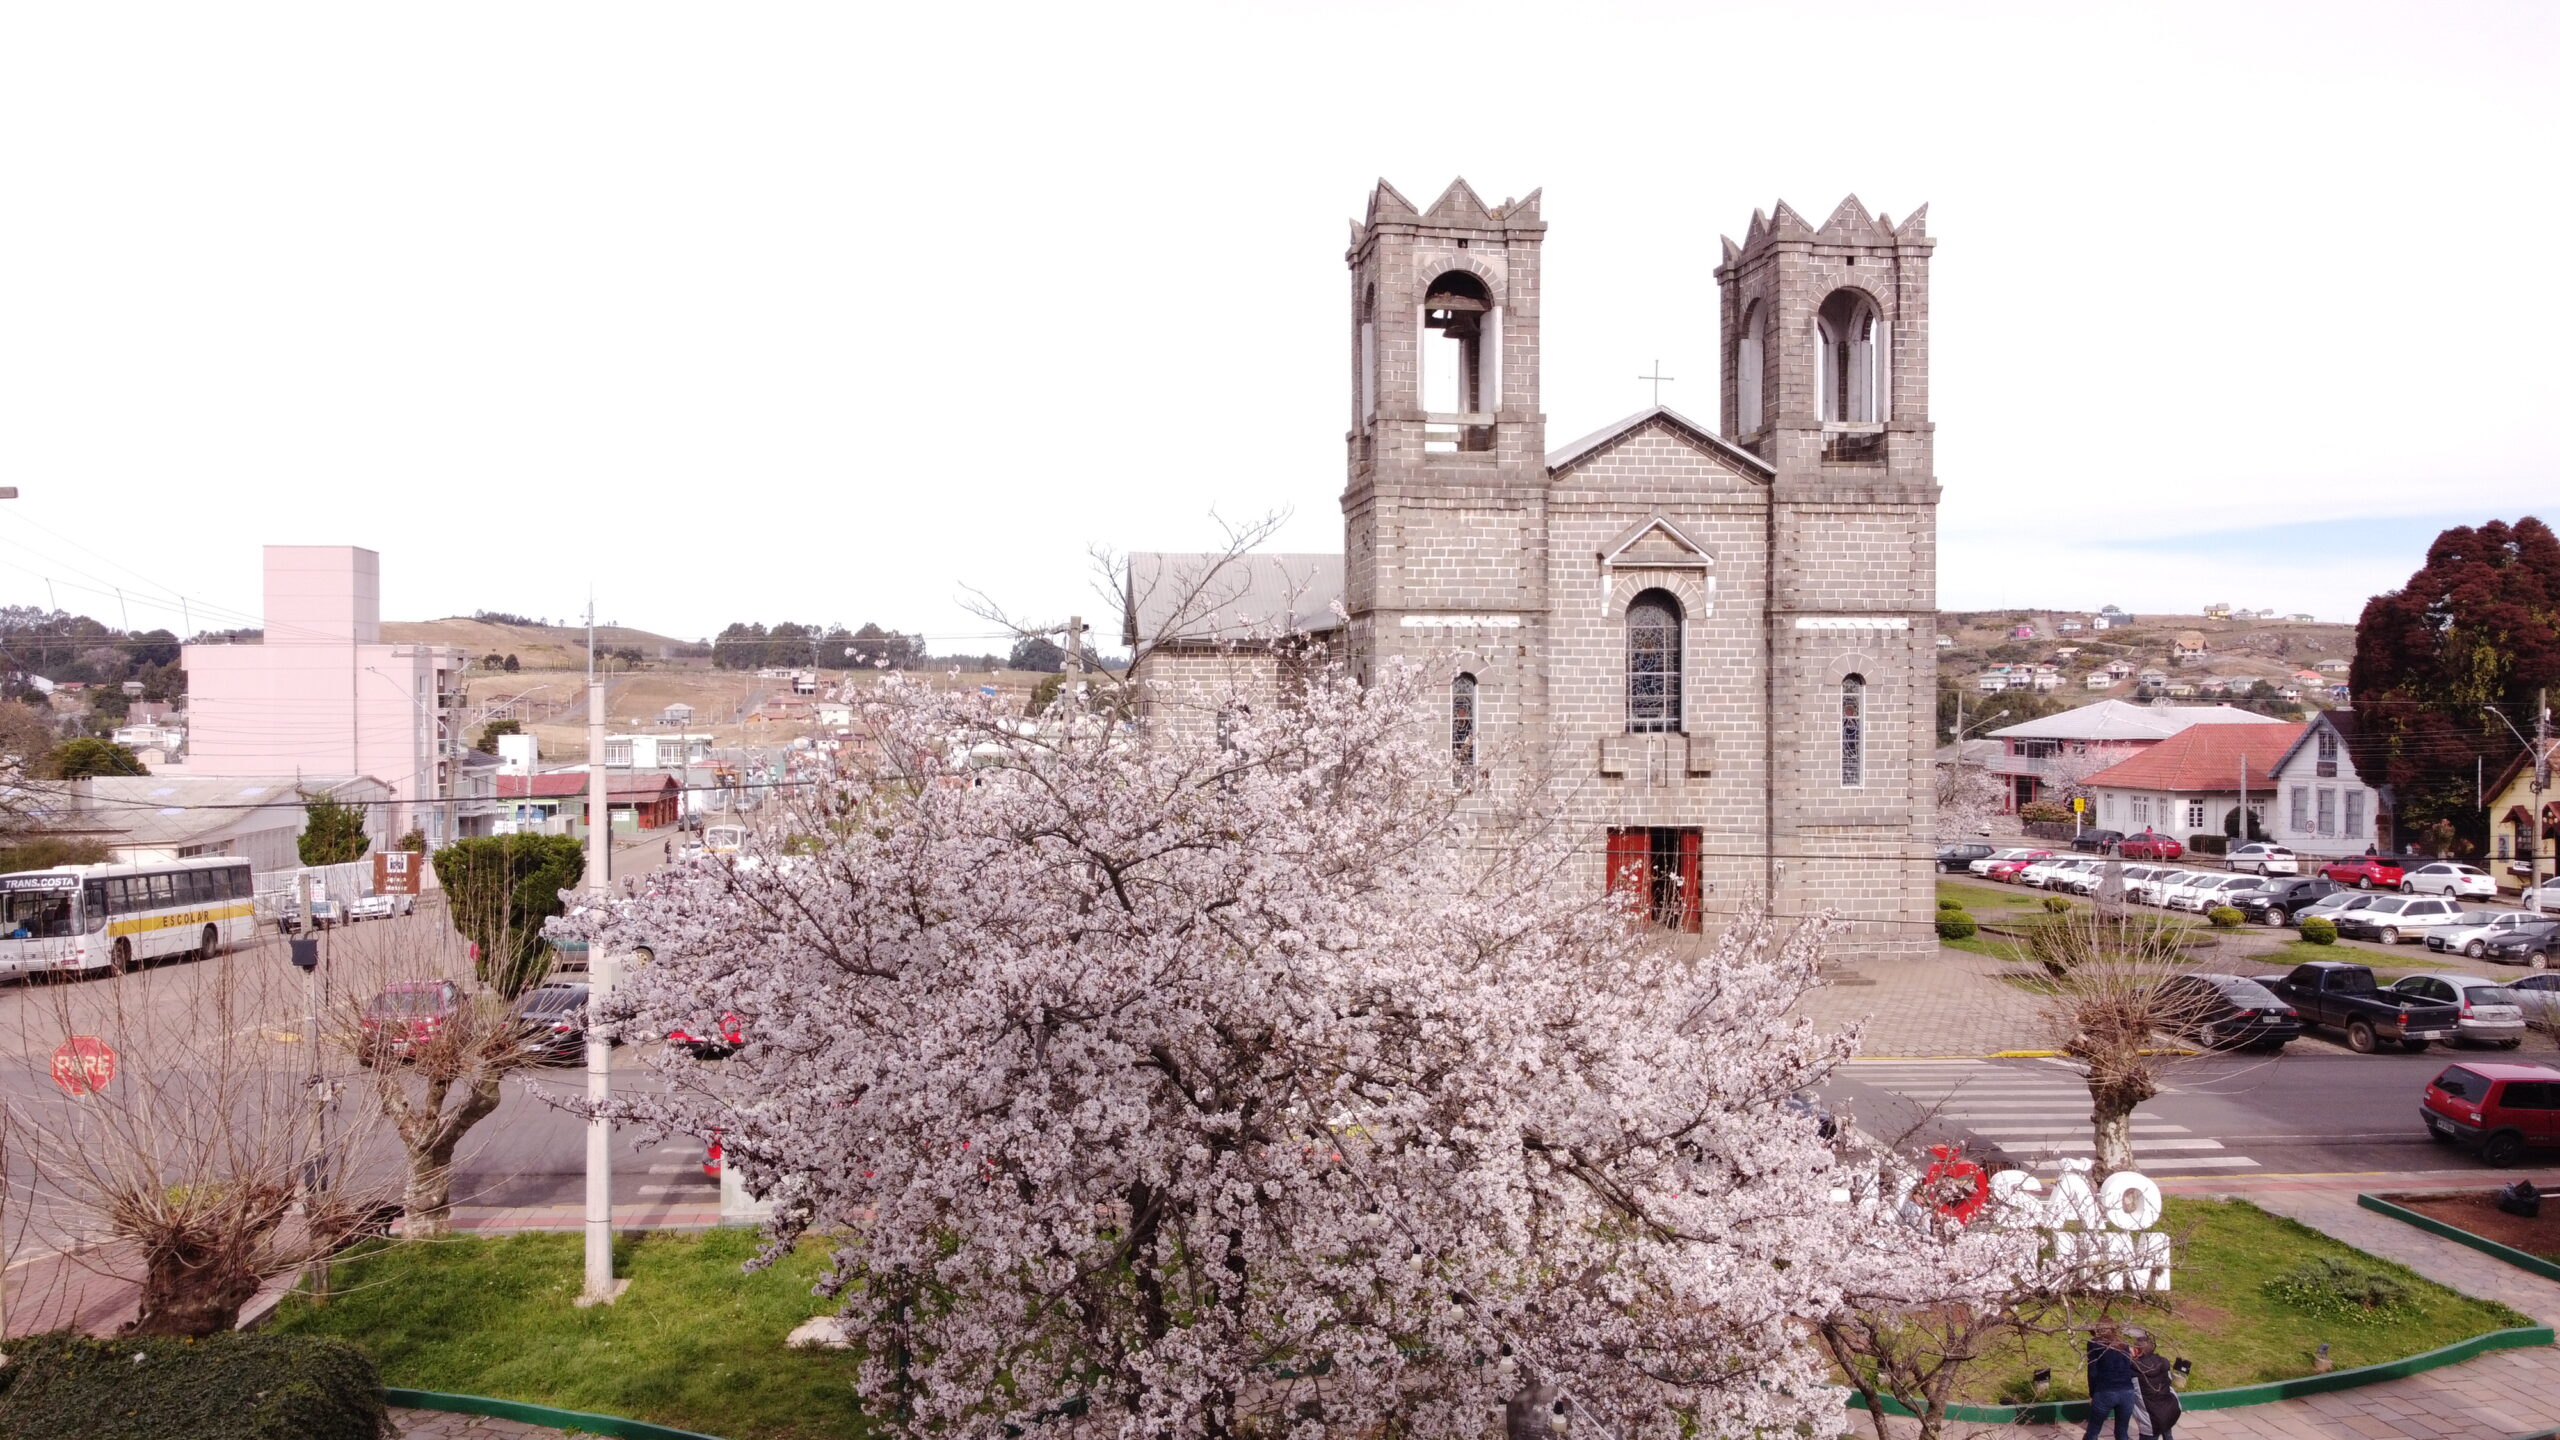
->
[0,1330,387,1439]
[2042,896,2072,914]
[2207,905,2244,928]
[2300,916,2338,945]
[2262,1256,2415,1325]
[2188,833,2228,856]
[2018,801,2072,823]
[1938,898,1967,914]
[1937,913,1979,941]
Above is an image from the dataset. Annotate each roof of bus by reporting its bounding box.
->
[6,857,254,876]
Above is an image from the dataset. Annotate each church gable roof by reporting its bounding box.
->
[1599,515,1714,568]
[1545,406,1774,482]
[1123,552,1344,647]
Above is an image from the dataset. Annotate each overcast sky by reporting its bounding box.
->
[3,2,2552,646]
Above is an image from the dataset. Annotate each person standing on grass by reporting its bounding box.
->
[2129,1330,2181,1439]
[2083,1321,2140,1440]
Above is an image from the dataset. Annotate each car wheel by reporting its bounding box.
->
[2399,881,2415,894]
[108,937,132,976]
[2466,940,2486,958]
[2358,877,2371,889]
[2378,927,2400,946]
[2482,1131,2527,1168]
[2264,908,2288,927]
[2400,1038,2431,1053]
[199,924,221,961]
[2347,1020,2378,1053]
[2529,951,2551,971]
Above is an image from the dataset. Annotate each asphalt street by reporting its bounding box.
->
[1822,1040,2554,1180]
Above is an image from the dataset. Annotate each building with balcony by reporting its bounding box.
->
[1985,699,2287,812]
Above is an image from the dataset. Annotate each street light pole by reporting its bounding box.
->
[580,659,624,1306]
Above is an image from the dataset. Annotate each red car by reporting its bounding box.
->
[2117,831,2184,861]
[2323,854,2409,890]
[356,980,462,1066]
[667,1011,744,1060]
[2422,1060,2560,1167]
[1984,851,2052,883]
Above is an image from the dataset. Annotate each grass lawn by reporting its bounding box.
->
[2252,936,2455,979]
[1946,1197,2534,1405]
[1937,879,2039,912]
[272,1229,867,1440]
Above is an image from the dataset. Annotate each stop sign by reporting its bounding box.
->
[50,1036,115,1096]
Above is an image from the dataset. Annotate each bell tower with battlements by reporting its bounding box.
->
[1717,197,1939,949]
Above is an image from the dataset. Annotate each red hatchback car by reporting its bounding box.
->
[1984,851,2053,883]
[356,980,462,1066]
[2117,831,2184,861]
[2324,854,2410,890]
[2422,1061,2560,1167]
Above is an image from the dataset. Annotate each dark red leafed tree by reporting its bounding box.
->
[2351,517,2560,853]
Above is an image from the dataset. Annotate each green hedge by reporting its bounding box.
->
[0,1331,387,1440]
[2300,916,2338,945]
[1937,913,1979,940]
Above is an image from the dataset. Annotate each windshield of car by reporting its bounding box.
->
[2454,983,2520,1005]
[368,987,450,1015]
[520,987,587,1016]
[2455,911,2505,926]
[2366,898,2411,914]
[2451,865,2485,876]
[2434,1066,2485,1098]
[1,891,78,939]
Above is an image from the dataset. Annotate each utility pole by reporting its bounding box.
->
[581,600,621,1304]
[1063,616,1084,712]
[2239,755,2249,851]
[2534,690,2552,914]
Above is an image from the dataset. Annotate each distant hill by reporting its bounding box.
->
[382,617,698,670]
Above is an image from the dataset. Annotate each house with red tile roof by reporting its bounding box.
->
[497,771,683,832]
[2084,721,2306,844]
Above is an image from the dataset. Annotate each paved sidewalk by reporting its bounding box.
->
[393,1410,580,1438]
[1796,948,2048,1057]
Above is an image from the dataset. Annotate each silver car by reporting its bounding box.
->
[2506,972,2560,1025]
[2388,973,2526,1047]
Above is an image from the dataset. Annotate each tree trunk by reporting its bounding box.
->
[1504,1383,1560,1440]
[405,1144,459,1238]
[132,1242,262,1337]
[2092,1101,2138,1178]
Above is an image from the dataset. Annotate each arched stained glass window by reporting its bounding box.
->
[1451,673,1478,780]
[1841,674,1866,786]
[1626,591,1682,733]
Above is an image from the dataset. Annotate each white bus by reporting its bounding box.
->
[0,858,259,977]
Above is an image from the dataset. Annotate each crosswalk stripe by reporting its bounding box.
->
[1993,1139,2228,1152]
[1967,1124,2189,1136]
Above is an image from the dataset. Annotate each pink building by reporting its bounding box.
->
[182,546,481,846]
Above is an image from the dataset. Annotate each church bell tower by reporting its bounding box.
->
[1717,197,1940,955]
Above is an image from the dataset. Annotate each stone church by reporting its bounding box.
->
[1124,179,1938,958]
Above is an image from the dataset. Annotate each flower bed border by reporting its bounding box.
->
[1844,1322,2554,1426]
[387,1388,727,1440]
[2360,1191,2560,1283]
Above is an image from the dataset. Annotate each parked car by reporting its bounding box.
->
[2128,868,2207,907]
[2402,861,2498,899]
[2151,972,2303,1052]
[2322,854,2412,890]
[1936,843,1997,873]
[2331,894,2464,946]
[2505,971,2560,1023]
[668,1011,745,1060]
[2117,831,2185,861]
[1984,852,2054,883]
[2224,843,2300,875]
[513,981,591,1064]
[2516,877,2560,910]
[2386,973,2526,1048]
[356,980,464,1065]
[2299,890,2385,926]
[2429,911,2556,960]
[1969,847,2048,877]
[2022,857,2100,890]
[2071,829,2126,855]
[2104,863,2173,900]
[2421,1061,2560,1166]
[347,893,415,922]
[276,898,341,934]
[2481,918,2560,970]
[2166,873,2267,914]
[2257,960,2461,1053]
[2233,876,2342,927]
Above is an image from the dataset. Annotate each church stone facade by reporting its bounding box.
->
[1127,179,1938,958]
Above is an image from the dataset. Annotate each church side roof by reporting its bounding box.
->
[1545,406,1775,479]
[1124,553,1345,647]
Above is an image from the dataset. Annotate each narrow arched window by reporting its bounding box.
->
[1451,672,1478,780]
[1816,291,1883,424]
[1840,674,1866,786]
[1626,591,1682,733]
[1736,303,1764,434]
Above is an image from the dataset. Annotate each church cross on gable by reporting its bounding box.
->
[1126,180,1940,958]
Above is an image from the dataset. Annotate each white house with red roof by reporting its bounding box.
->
[2085,722,2308,845]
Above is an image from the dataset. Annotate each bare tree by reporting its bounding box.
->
[2026,907,2225,1176]
[9,946,391,1336]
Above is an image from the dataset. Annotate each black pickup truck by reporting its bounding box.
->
[2255,961,2461,1054]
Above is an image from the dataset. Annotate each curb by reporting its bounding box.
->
[388,1389,727,1440]
[1844,1323,2556,1425]
[2359,1192,2560,1283]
